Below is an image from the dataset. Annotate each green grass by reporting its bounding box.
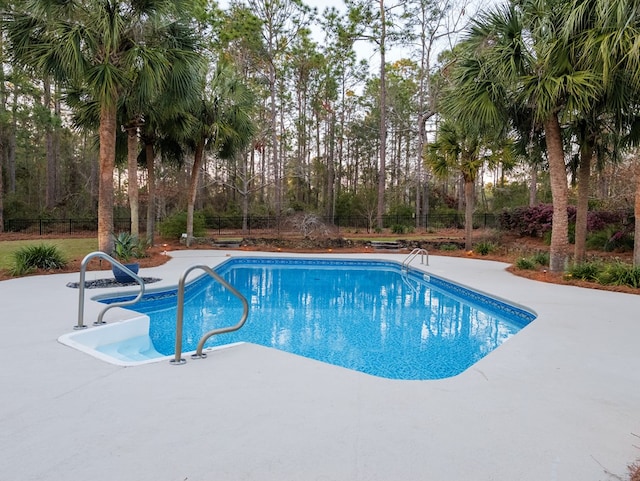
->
[0,238,98,270]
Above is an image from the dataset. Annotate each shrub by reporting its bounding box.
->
[474,240,497,256]
[515,257,536,270]
[439,243,459,251]
[586,227,634,252]
[596,261,640,288]
[10,244,67,276]
[391,224,407,234]
[159,211,206,239]
[531,251,549,266]
[566,261,603,282]
[498,205,630,239]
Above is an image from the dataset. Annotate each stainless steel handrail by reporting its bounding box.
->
[402,248,429,270]
[76,251,146,329]
[401,248,429,294]
[171,265,249,365]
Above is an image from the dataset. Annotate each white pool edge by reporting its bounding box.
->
[58,315,245,366]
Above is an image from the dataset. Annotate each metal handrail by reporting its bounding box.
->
[76,251,146,329]
[402,248,429,270]
[401,248,429,294]
[171,265,249,365]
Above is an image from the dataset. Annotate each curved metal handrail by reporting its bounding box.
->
[402,248,429,270]
[76,251,146,330]
[171,265,249,365]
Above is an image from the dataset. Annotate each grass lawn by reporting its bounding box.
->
[0,238,98,270]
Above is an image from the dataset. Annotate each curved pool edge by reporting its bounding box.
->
[61,255,537,372]
[58,315,247,366]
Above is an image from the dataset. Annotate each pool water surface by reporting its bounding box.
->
[98,258,535,379]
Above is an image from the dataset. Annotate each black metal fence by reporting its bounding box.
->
[3,218,132,235]
[2,213,499,236]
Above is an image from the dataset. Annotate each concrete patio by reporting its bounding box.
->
[1,250,639,480]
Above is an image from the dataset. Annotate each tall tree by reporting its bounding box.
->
[246,0,313,217]
[564,0,640,264]
[183,64,255,245]
[426,119,509,249]
[443,1,599,271]
[5,0,202,252]
[408,0,472,227]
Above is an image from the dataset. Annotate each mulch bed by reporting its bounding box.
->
[1,232,638,295]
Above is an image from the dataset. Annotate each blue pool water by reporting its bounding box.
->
[100,258,535,379]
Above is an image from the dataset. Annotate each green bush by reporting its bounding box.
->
[596,261,640,288]
[474,241,497,256]
[391,224,407,234]
[10,244,67,276]
[586,227,634,252]
[531,251,550,266]
[566,261,603,282]
[439,243,459,251]
[515,257,536,270]
[159,211,206,239]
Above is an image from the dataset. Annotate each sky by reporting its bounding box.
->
[215,0,476,72]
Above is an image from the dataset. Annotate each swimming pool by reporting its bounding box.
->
[77,257,535,379]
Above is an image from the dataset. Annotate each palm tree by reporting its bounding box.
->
[4,0,201,253]
[426,119,510,251]
[564,0,640,265]
[182,64,255,246]
[426,120,481,251]
[443,1,600,271]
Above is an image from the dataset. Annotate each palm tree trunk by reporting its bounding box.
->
[98,103,117,253]
[145,142,156,245]
[464,176,474,251]
[186,140,205,247]
[127,126,139,237]
[543,115,569,272]
[574,141,593,263]
[634,158,640,267]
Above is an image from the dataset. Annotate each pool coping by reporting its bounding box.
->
[62,256,536,370]
[2,250,639,480]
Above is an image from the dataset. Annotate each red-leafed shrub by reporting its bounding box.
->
[498,204,631,238]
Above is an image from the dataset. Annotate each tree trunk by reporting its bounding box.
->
[98,103,117,254]
[242,163,249,235]
[574,141,593,263]
[634,158,640,267]
[126,126,139,237]
[0,150,3,232]
[376,0,387,229]
[543,115,569,272]
[44,78,56,210]
[464,176,474,251]
[529,163,538,206]
[8,86,17,194]
[186,141,205,247]
[145,142,156,245]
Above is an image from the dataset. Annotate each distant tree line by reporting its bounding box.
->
[0,0,639,268]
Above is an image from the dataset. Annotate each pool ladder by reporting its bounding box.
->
[75,251,146,330]
[171,265,249,365]
[401,248,429,293]
[76,254,249,366]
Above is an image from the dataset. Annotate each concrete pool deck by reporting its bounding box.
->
[1,250,639,480]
